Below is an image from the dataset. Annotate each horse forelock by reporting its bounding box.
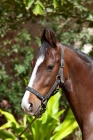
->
[38,42,50,57]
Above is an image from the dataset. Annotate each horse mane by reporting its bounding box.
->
[38,42,93,64]
[63,44,93,64]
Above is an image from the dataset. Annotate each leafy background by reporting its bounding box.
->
[0,0,93,139]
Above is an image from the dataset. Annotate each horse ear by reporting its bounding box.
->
[41,28,57,48]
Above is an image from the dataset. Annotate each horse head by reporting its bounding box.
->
[21,28,63,116]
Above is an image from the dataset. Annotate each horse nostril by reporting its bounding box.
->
[29,102,33,111]
[30,102,33,108]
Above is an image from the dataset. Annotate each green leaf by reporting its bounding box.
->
[87,13,93,21]
[41,110,48,124]
[24,0,34,10]
[47,89,62,115]
[53,0,59,8]
[23,115,28,127]
[51,109,78,140]
[33,4,43,15]
[0,109,19,128]
[0,130,16,139]
[0,122,12,130]
[12,48,18,53]
[14,64,26,75]
[54,109,65,119]
[36,0,45,9]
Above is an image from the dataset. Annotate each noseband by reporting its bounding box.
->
[26,44,64,116]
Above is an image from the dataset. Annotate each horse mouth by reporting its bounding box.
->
[27,111,35,116]
[26,110,41,118]
[28,105,46,118]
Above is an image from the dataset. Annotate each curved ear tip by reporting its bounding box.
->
[41,27,56,47]
[43,27,54,33]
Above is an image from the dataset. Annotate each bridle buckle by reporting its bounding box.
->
[56,75,61,84]
[41,98,47,108]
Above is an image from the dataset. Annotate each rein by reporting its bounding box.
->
[17,103,46,139]
[18,44,65,139]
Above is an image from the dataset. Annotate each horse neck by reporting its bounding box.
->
[62,47,91,131]
[63,47,88,85]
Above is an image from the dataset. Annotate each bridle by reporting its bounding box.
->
[17,44,65,139]
[26,44,65,117]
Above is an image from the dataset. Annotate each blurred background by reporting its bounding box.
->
[0,0,93,139]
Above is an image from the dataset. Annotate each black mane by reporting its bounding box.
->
[38,42,93,64]
[64,44,93,63]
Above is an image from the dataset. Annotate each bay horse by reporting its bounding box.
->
[21,28,93,140]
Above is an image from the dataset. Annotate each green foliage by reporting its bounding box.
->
[0,0,93,139]
[0,0,93,35]
[0,29,35,115]
[51,109,78,140]
[40,16,93,53]
[0,90,78,140]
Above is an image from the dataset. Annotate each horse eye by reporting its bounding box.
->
[46,65,54,71]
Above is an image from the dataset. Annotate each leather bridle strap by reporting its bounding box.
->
[60,43,64,83]
[26,86,44,100]
[43,80,60,100]
[26,79,60,101]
